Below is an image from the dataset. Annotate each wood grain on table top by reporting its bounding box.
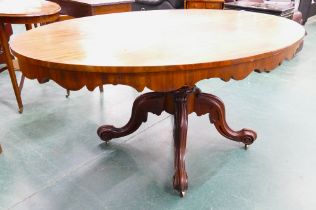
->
[10,10,305,73]
[0,0,60,17]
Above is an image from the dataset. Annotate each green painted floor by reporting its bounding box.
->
[1,17,316,210]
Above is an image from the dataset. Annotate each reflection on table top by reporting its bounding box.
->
[11,10,305,73]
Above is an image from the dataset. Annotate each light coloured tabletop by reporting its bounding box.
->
[0,0,60,17]
[10,10,305,73]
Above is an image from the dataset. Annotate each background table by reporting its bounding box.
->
[0,0,61,113]
[49,0,134,17]
[10,10,305,196]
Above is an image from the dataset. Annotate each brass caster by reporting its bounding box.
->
[179,191,186,197]
[18,107,23,114]
[244,144,249,150]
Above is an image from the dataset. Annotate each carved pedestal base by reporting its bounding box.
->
[97,86,257,197]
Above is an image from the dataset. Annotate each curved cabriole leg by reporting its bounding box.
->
[172,87,192,197]
[195,91,257,146]
[97,92,166,143]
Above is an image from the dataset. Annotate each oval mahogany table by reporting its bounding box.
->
[10,10,305,196]
[0,0,61,113]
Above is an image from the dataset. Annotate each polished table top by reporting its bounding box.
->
[10,10,305,91]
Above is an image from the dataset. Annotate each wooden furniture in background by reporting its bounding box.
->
[0,0,60,113]
[49,0,134,17]
[11,10,305,196]
[185,0,224,9]
[224,1,295,19]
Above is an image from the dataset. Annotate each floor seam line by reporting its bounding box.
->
[122,114,172,143]
[7,149,112,210]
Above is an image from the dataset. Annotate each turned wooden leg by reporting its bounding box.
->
[97,92,167,142]
[194,89,257,146]
[0,23,23,113]
[172,87,192,197]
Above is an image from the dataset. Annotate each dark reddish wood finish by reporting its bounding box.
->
[98,86,257,196]
[172,87,192,197]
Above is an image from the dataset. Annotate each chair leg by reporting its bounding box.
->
[66,89,70,98]
[19,74,25,93]
[99,85,103,92]
[0,144,2,154]
[25,24,32,30]
[0,23,23,113]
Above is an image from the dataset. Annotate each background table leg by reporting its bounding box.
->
[0,23,23,113]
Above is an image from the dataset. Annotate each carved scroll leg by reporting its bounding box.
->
[195,92,257,147]
[97,92,166,143]
[172,87,192,197]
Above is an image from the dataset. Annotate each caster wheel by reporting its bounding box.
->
[179,191,186,197]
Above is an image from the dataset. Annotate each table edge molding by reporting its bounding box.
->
[14,39,302,92]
